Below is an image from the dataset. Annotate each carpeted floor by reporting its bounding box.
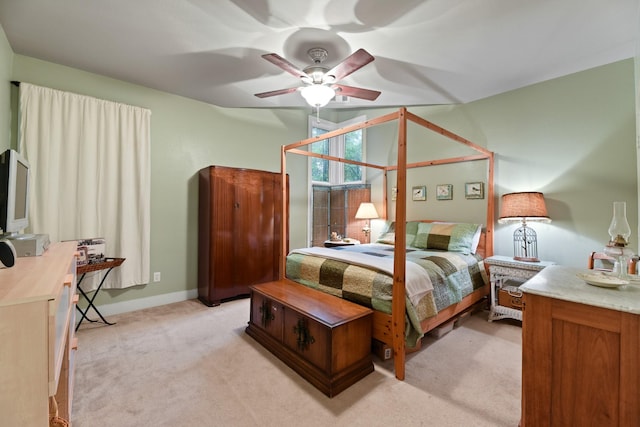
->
[72,298,522,427]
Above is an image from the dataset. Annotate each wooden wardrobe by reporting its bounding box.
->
[198,165,286,306]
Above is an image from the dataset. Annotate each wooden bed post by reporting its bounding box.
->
[382,170,388,219]
[392,107,408,381]
[486,152,495,257]
[280,145,287,279]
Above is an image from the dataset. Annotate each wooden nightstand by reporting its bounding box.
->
[485,255,555,322]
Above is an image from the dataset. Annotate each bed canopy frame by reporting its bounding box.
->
[280,107,495,380]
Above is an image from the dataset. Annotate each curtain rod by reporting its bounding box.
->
[11,81,20,87]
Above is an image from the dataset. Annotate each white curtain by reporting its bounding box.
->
[19,83,151,290]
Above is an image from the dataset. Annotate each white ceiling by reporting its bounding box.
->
[0,0,638,109]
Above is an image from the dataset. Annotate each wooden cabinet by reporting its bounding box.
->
[246,279,374,397]
[198,166,286,306]
[520,265,640,427]
[0,241,78,426]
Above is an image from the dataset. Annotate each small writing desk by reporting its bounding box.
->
[75,257,125,331]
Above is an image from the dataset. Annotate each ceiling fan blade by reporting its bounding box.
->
[261,53,310,80]
[254,87,299,98]
[324,49,375,82]
[332,84,381,101]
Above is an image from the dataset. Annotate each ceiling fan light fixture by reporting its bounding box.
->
[300,84,335,107]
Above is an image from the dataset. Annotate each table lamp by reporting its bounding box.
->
[355,202,379,238]
[603,201,633,278]
[498,192,551,262]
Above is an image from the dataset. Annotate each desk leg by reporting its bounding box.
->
[76,268,117,331]
[76,286,98,323]
[76,273,97,330]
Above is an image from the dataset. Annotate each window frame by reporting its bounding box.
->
[307,115,367,186]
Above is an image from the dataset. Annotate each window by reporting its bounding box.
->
[310,127,330,183]
[308,115,369,245]
[309,115,366,185]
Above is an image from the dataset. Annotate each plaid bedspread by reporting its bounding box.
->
[286,243,488,347]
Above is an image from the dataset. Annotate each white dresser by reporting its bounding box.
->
[0,242,78,426]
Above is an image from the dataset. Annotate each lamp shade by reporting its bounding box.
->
[355,202,379,219]
[498,192,550,224]
[300,84,335,107]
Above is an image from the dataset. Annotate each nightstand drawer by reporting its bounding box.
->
[498,286,523,310]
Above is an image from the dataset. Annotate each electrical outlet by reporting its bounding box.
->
[153,272,161,282]
[384,348,392,360]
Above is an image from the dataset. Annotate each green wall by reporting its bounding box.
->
[2,19,637,312]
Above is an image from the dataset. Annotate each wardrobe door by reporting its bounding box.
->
[263,172,283,283]
[233,170,281,290]
[210,167,239,301]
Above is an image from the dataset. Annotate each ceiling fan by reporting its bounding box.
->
[255,47,381,108]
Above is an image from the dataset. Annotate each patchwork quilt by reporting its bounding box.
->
[286,243,488,347]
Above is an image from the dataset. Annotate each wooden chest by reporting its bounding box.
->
[245,279,374,397]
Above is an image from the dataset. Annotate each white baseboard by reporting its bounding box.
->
[92,288,199,317]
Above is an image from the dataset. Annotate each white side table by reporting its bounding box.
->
[485,255,555,322]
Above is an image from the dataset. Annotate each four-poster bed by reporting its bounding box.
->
[279,107,495,381]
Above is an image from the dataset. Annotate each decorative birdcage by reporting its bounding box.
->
[513,223,539,262]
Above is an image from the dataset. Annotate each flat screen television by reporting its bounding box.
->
[0,149,30,235]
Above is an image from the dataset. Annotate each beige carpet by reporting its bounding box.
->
[72,298,522,427]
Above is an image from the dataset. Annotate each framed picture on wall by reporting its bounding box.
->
[412,185,426,201]
[436,184,453,200]
[465,182,484,199]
